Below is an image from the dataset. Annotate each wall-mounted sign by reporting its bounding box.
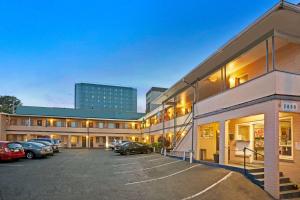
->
[281,101,298,112]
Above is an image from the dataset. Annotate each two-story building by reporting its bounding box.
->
[0,106,143,148]
[141,2,300,199]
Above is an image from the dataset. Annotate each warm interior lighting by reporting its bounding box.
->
[208,74,218,82]
[132,136,135,141]
[229,77,235,88]
[181,132,185,137]
[146,136,149,140]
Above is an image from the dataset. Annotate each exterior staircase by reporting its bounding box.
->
[246,168,300,199]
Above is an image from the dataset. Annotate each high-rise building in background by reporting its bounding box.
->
[75,83,137,113]
[146,87,167,113]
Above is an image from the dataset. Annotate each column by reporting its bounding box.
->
[67,135,71,148]
[264,103,280,199]
[219,121,229,165]
[105,136,109,148]
[86,136,89,148]
[26,134,31,142]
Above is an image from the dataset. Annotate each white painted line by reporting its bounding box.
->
[125,164,201,185]
[115,154,158,161]
[115,160,182,174]
[112,162,137,167]
[148,157,165,162]
[0,164,24,167]
[181,172,233,200]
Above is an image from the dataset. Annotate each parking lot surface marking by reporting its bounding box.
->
[112,162,137,167]
[181,171,233,200]
[147,157,166,162]
[115,160,182,174]
[115,154,158,161]
[0,164,24,167]
[125,164,201,185]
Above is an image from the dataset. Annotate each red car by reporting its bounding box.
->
[0,141,25,161]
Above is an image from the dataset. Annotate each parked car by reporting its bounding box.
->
[16,141,53,159]
[0,141,25,161]
[29,138,59,153]
[114,141,129,153]
[28,140,55,155]
[119,142,152,155]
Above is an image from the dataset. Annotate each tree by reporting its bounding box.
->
[0,96,22,114]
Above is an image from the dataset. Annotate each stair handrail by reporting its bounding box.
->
[174,125,193,150]
[243,147,264,174]
[173,112,193,146]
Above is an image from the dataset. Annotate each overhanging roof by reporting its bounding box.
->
[153,1,300,104]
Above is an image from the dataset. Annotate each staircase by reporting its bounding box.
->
[171,111,193,150]
[246,168,300,199]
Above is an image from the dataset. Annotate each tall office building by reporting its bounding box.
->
[75,83,137,113]
[146,87,167,113]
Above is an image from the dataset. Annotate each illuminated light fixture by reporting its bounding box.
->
[208,75,218,82]
[86,135,89,138]
[132,136,135,141]
[146,136,149,140]
[50,135,54,139]
[181,132,185,137]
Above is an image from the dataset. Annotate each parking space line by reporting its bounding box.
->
[115,160,182,174]
[181,172,233,200]
[0,164,24,167]
[112,162,137,167]
[115,154,158,161]
[147,157,165,162]
[125,164,201,185]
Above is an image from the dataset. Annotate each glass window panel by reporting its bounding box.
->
[226,40,267,89]
[275,36,300,74]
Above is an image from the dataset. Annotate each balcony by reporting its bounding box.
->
[194,71,300,116]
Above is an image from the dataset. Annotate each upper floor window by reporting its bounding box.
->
[37,120,43,126]
[274,35,300,75]
[108,123,115,129]
[98,122,104,128]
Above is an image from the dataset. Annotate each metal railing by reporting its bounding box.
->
[243,147,264,173]
[173,112,193,148]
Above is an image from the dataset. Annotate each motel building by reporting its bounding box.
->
[0,106,143,149]
[141,2,300,199]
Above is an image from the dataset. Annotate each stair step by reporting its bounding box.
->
[250,171,283,179]
[247,168,264,173]
[256,177,291,185]
[280,189,300,199]
[280,183,298,192]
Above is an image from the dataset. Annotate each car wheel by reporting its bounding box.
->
[26,151,34,159]
[125,150,130,155]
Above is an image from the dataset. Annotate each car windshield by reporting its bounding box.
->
[28,142,45,147]
[7,143,22,150]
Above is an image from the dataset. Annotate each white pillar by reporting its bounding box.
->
[219,120,229,165]
[264,102,280,199]
[105,136,109,148]
[67,135,71,148]
[86,136,89,148]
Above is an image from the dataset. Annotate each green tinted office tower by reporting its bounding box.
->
[75,83,137,113]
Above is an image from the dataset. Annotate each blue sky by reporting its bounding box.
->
[0,0,298,112]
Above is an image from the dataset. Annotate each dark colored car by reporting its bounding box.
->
[28,140,55,155]
[114,141,129,153]
[0,141,25,161]
[17,141,53,159]
[29,138,59,153]
[119,142,152,155]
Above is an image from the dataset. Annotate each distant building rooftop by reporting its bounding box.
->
[146,87,168,97]
[15,106,144,121]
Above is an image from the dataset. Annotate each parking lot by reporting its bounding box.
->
[0,149,272,200]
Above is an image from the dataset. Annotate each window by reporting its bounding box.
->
[37,120,42,126]
[98,122,104,128]
[236,124,250,141]
[96,137,100,143]
[279,117,293,159]
[108,123,115,129]
[275,36,300,74]
[226,40,267,89]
